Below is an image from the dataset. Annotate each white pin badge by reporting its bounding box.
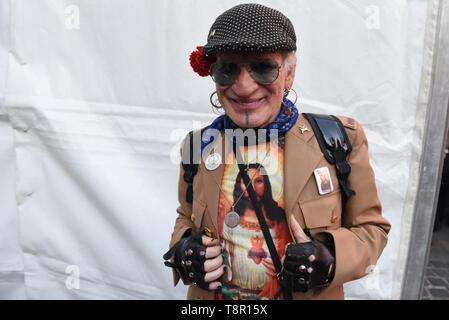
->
[205,153,221,171]
[313,167,334,195]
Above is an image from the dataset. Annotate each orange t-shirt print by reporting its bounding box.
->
[216,138,292,300]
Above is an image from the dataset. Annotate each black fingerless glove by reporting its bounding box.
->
[278,237,335,293]
[163,231,210,290]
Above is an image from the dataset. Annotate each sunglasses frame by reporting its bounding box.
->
[209,58,282,86]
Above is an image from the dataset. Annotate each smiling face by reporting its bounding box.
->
[214,51,296,129]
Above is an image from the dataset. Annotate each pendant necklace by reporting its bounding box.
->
[208,141,273,228]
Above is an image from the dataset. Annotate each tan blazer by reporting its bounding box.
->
[168,114,391,300]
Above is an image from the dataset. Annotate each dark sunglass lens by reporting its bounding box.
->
[248,59,280,84]
[211,62,240,86]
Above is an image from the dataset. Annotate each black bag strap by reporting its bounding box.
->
[302,113,356,221]
[232,142,292,300]
[182,126,209,203]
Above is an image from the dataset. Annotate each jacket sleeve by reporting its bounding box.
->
[318,120,391,289]
[167,136,196,286]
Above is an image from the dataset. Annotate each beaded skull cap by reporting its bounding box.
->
[202,3,297,56]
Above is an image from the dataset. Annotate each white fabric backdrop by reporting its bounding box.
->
[0,0,431,299]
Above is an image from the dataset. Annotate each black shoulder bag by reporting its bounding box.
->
[182,126,209,204]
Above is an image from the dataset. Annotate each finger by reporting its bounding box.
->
[205,246,222,259]
[204,265,226,283]
[208,281,222,291]
[266,271,277,277]
[262,258,276,274]
[204,254,224,273]
[290,214,311,243]
[262,257,273,264]
[202,235,219,247]
[262,260,276,274]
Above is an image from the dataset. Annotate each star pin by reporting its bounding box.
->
[299,125,310,134]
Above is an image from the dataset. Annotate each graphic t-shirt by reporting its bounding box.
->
[216,137,293,300]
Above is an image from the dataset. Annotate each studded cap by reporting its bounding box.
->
[202,3,296,56]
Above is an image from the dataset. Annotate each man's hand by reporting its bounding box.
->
[278,215,335,292]
[282,214,315,268]
[163,231,225,291]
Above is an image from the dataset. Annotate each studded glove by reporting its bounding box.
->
[163,231,210,290]
[278,238,335,292]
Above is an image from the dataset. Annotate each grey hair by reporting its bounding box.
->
[282,51,297,73]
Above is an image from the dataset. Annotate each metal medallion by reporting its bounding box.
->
[224,210,240,228]
[205,153,221,171]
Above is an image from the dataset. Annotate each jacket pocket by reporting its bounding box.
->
[299,191,342,230]
[191,199,207,232]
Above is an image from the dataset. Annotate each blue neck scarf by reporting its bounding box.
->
[201,97,299,153]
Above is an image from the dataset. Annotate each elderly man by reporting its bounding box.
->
[164,3,390,300]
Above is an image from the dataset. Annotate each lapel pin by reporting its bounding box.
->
[344,117,356,129]
[313,167,334,195]
[299,125,310,134]
[205,153,221,171]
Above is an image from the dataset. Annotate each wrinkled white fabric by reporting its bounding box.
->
[0,0,432,299]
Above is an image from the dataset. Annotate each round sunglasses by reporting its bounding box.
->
[210,58,282,86]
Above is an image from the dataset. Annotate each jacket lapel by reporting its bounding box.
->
[284,119,323,215]
[200,132,227,236]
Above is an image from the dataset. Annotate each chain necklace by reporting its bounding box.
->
[207,141,274,228]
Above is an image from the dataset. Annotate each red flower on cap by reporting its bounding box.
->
[190,46,214,77]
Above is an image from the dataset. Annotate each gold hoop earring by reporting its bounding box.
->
[283,88,298,105]
[210,91,225,115]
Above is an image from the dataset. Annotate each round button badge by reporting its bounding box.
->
[205,153,221,171]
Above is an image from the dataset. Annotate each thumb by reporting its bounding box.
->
[290,214,311,243]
